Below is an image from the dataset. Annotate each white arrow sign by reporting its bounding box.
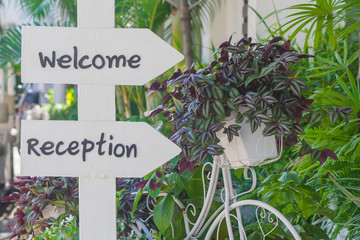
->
[20,1,184,239]
[21,120,181,178]
[21,26,184,85]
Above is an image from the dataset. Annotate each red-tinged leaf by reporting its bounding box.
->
[178,158,187,169]
[285,135,298,147]
[155,181,165,188]
[320,152,327,165]
[262,45,274,58]
[282,40,291,51]
[150,81,161,90]
[135,180,148,189]
[301,97,314,107]
[322,149,338,161]
[155,171,163,179]
[270,37,283,44]
[186,161,194,173]
[218,57,228,63]
[218,41,230,48]
[159,83,168,92]
[1,195,13,203]
[170,69,182,80]
[149,106,164,117]
[162,93,172,105]
[179,158,194,174]
[149,179,157,191]
[298,54,314,59]
[207,61,218,72]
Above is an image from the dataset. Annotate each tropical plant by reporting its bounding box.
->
[0,26,21,68]
[16,0,77,25]
[165,0,219,68]
[249,1,360,237]
[149,36,347,172]
[275,0,360,51]
[33,215,79,240]
[1,177,79,239]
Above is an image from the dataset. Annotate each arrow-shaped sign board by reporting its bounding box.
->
[20,120,181,178]
[21,26,184,85]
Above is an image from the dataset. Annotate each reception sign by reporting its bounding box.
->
[21,120,181,178]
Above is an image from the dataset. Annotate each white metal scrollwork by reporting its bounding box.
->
[181,153,301,240]
[130,140,301,239]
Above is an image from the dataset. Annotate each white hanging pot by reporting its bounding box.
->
[0,103,9,123]
[216,112,277,169]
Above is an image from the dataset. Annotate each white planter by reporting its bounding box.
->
[217,114,277,169]
[0,103,9,123]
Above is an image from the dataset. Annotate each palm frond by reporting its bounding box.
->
[16,0,76,24]
[0,26,22,67]
[115,0,171,34]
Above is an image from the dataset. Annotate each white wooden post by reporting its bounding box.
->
[77,0,116,239]
[20,2,183,240]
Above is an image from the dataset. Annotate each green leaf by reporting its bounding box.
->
[311,149,321,163]
[236,112,244,123]
[229,87,240,98]
[278,172,299,184]
[203,100,210,117]
[211,86,224,100]
[250,119,259,133]
[153,194,175,233]
[263,125,277,136]
[226,100,238,111]
[329,175,360,208]
[328,111,339,125]
[259,62,276,77]
[233,168,244,179]
[131,188,144,219]
[212,100,225,116]
[309,112,323,127]
[245,74,259,87]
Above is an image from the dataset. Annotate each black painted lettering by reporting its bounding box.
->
[57,55,72,69]
[27,138,41,156]
[114,144,125,158]
[126,144,137,158]
[39,51,56,68]
[55,141,67,155]
[79,56,92,69]
[40,141,55,155]
[68,141,80,155]
[73,46,78,69]
[106,55,127,68]
[96,133,106,156]
[128,55,141,68]
[81,139,95,162]
[92,55,106,69]
[108,135,113,155]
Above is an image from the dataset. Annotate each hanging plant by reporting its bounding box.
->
[149,36,351,173]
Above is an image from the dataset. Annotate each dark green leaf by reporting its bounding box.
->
[153,194,175,233]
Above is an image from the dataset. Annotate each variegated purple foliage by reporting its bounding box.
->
[150,37,350,173]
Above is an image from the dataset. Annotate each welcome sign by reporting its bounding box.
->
[21,26,184,85]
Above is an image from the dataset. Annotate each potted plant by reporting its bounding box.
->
[149,37,350,170]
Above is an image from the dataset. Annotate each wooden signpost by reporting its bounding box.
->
[20,0,183,239]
